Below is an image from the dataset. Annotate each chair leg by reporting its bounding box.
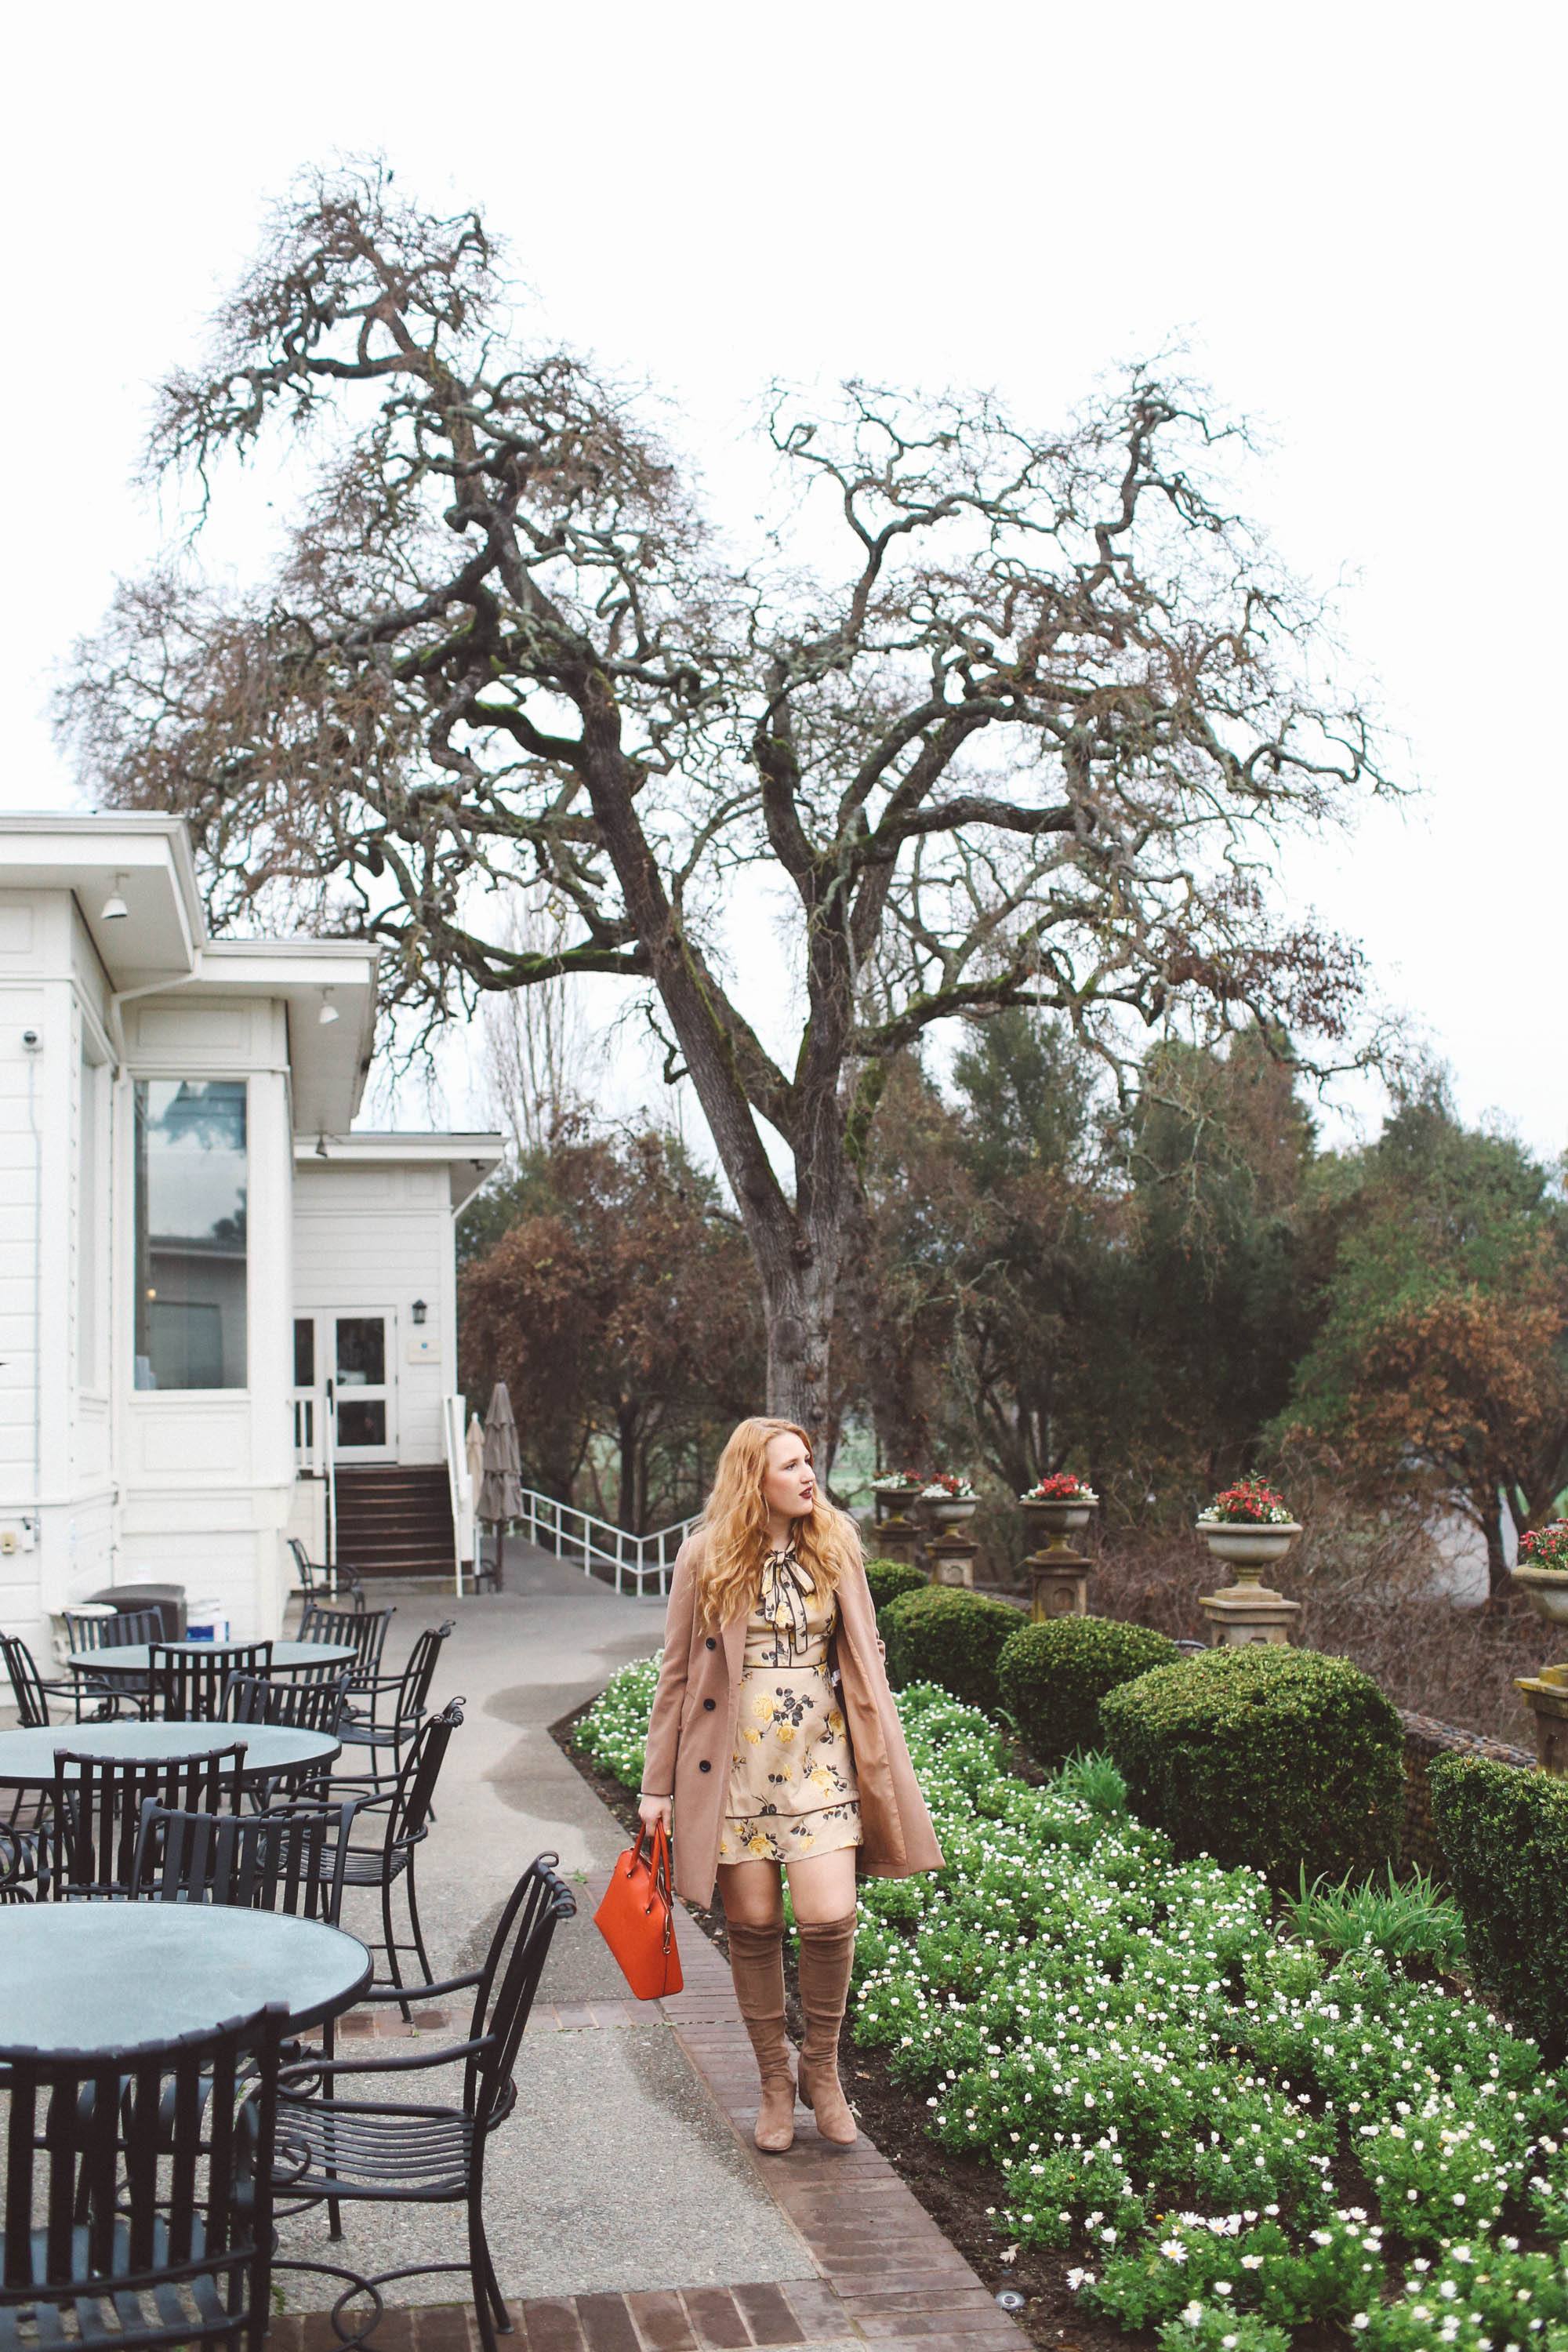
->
[468,2190,510,2347]
[382,1869,412,2024]
[405,1849,436,1989]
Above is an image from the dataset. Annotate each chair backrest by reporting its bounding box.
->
[463,1853,575,2129]
[2,1633,53,1728]
[132,1798,355,1924]
[0,2002,285,2351]
[387,1697,464,1852]
[222,1671,347,1737]
[153,1641,274,1722]
[63,1606,162,1653]
[389,1620,456,1727]
[300,1602,394,1679]
[287,1537,321,1593]
[49,1743,249,1900]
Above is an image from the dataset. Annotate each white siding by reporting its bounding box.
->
[292,1163,455,1462]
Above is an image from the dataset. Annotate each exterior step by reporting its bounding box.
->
[331,1465,455,1578]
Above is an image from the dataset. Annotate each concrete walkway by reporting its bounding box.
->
[26,1547,1028,2349]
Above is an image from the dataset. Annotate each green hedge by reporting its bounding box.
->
[880,1586,1022,1712]
[996,1615,1181,1769]
[864,1557,929,1620]
[1429,1754,1568,2062]
[1099,1643,1404,1885]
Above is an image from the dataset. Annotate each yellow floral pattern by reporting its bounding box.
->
[718,1554,862,1867]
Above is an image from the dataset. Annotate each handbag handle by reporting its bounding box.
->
[628,1817,673,1914]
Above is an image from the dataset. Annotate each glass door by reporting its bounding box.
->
[327,1311,397,1462]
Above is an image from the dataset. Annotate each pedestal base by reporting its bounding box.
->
[1028,1548,1092,1621]
[873,1513,924,1567]
[1515,1665,1568,1776]
[1198,1584,1301,1646]
[927,1530,978,1588]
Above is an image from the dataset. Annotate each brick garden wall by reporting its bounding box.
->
[1398,1709,1535,1875]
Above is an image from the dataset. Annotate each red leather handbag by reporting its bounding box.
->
[593,1819,684,1999]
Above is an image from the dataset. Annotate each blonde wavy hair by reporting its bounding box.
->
[691,1417,859,1628]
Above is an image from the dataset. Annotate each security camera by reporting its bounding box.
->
[21,1030,41,1052]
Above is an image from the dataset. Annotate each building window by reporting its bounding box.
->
[132,1080,249,1389]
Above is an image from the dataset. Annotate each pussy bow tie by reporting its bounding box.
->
[762,1548,814,1654]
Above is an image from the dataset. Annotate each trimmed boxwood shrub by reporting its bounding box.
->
[863,1557,929,1621]
[1429,1754,1568,2060]
[996,1615,1181,1769]
[880,1586,1022,1712]
[1098,1643,1404,1885]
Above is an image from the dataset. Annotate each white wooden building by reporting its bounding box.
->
[0,813,502,1657]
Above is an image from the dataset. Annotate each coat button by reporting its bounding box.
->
[702,1697,716,1711]
[705,1637,717,1650]
[698,1759,712,1773]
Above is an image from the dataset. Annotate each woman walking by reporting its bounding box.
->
[639,1417,942,2152]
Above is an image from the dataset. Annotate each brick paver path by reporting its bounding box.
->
[274,1869,1025,2351]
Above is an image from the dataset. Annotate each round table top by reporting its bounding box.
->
[0,1719,340,1789]
[67,1639,358,1678]
[0,1904,372,2051]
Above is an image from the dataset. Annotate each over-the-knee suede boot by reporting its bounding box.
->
[727,1917,797,2152]
[796,1911,858,2146]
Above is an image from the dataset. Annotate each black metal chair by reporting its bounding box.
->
[131,1798,355,1926]
[268,1853,575,2352]
[0,1820,38,1903]
[62,1606,164,1720]
[222,1671,349,1738]
[46,1743,249,1900]
[289,1536,365,1611]
[317,1698,464,2016]
[2,1629,83,1728]
[0,2003,286,2352]
[299,1602,394,1694]
[151,1641,274,1722]
[338,1620,455,1787]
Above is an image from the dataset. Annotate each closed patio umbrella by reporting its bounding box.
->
[477,1382,523,1589]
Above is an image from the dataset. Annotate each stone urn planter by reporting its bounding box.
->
[1196,1521,1303,1584]
[920,1494,979,1531]
[872,1479,924,1528]
[1196,1480,1301,1646]
[1019,1481,1098,1621]
[1022,1495,1098,1552]
[1510,1566,1568,1626]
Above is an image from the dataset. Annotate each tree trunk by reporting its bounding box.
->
[1480,1497,1513,1599]
[760,1225,838,1454]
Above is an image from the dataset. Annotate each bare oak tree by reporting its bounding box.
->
[61,164,1392,1447]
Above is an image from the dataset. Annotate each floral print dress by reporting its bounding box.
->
[718,1547,862,1866]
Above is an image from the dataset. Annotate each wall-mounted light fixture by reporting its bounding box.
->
[101,874,130,921]
[411,1299,428,1326]
[318,988,339,1025]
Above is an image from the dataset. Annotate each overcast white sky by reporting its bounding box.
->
[4,2,1563,1163]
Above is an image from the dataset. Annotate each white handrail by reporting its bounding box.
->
[441,1392,474,1596]
[322,1377,337,1573]
[516,1488,697,1597]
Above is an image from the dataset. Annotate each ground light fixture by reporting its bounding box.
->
[100,874,129,920]
[318,988,339,1025]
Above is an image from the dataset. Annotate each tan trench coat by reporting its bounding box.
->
[642,1528,945,1907]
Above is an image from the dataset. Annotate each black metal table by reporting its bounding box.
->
[0,1719,340,1790]
[66,1639,358,1682]
[0,1904,372,2048]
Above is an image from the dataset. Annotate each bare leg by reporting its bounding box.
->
[717,1859,796,2152]
[786,1849,858,2146]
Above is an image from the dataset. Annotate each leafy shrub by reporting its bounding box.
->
[863,1557,928,1619]
[996,1614,1180,1769]
[1285,1860,1466,1975]
[879,1586,1022,1711]
[1099,1643,1403,1884]
[1429,1753,1568,2060]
